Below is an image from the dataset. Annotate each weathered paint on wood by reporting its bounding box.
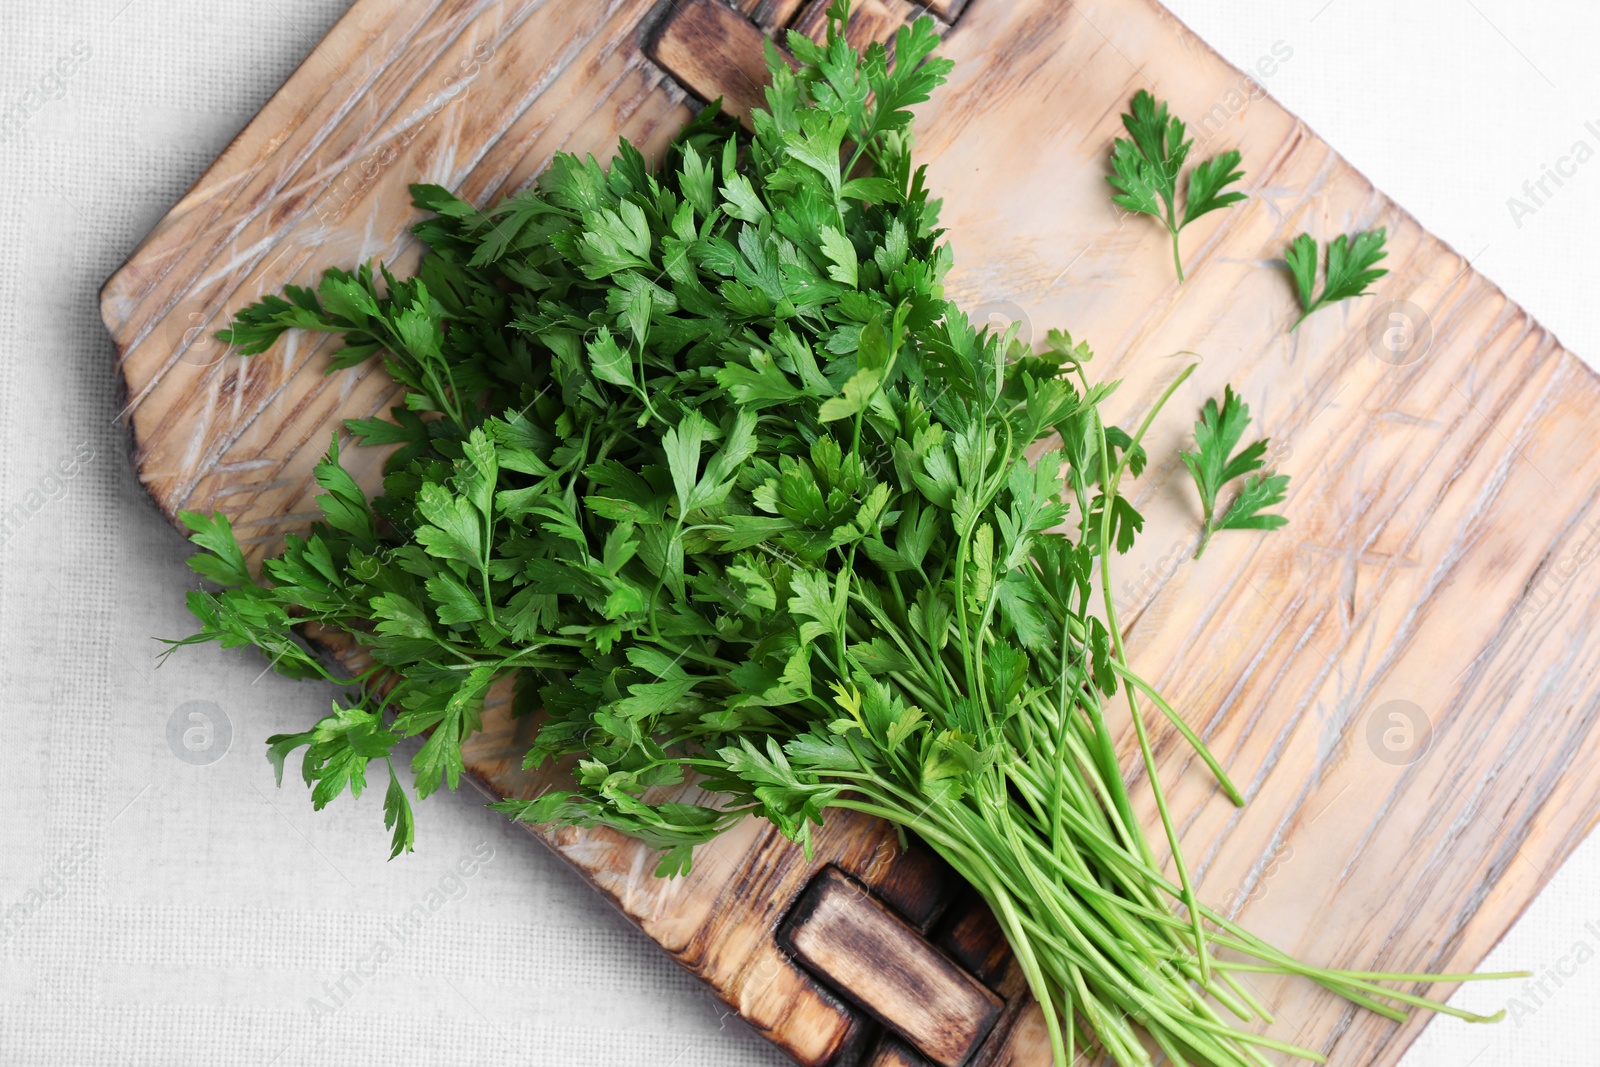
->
[100,0,1600,1063]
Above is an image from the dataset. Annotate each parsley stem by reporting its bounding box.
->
[1094,404,1211,985]
[1110,361,1196,496]
[1112,662,1243,806]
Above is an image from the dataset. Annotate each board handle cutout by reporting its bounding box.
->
[647,0,963,124]
[779,866,1003,1067]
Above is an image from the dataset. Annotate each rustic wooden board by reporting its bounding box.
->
[100,0,1600,1064]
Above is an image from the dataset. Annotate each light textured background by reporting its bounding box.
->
[0,0,1594,1064]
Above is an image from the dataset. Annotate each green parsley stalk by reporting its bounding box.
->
[168,5,1520,1063]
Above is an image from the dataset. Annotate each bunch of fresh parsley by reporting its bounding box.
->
[170,6,1514,1064]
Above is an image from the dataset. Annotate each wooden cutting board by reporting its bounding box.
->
[99,0,1600,1063]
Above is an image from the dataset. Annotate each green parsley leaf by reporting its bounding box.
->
[1181,386,1289,557]
[1287,228,1389,329]
[1107,89,1248,281]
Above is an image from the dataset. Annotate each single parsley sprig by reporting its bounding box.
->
[1107,89,1247,282]
[1181,386,1289,558]
[1285,227,1389,330]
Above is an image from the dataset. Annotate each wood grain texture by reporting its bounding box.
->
[651,0,777,123]
[779,868,1004,1067]
[933,892,1037,1067]
[739,0,811,32]
[791,0,922,47]
[868,1035,934,1067]
[99,0,1600,1064]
